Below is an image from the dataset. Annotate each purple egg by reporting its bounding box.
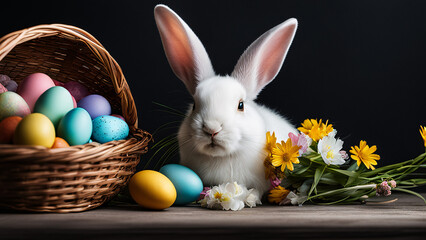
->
[77,94,111,119]
[64,81,90,102]
[0,74,11,86]
[5,80,18,92]
[0,74,18,92]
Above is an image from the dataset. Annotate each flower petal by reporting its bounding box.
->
[271,156,283,167]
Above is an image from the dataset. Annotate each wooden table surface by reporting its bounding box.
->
[1,193,425,240]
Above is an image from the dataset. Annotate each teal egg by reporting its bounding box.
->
[58,108,93,146]
[159,164,203,205]
[0,92,30,121]
[92,115,129,144]
[34,86,74,128]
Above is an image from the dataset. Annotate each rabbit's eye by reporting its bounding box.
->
[238,101,244,111]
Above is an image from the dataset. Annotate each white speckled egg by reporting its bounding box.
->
[92,115,129,144]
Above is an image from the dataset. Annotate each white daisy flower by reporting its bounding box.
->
[317,130,345,166]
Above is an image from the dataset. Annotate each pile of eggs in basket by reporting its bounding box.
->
[0,73,129,148]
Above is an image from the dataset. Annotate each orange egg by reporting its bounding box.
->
[51,137,70,148]
[0,116,22,144]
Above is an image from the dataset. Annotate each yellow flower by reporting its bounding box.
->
[268,186,290,204]
[266,131,277,153]
[264,132,279,179]
[298,119,333,141]
[420,126,426,147]
[349,140,380,170]
[271,138,300,172]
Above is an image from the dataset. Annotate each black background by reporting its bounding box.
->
[2,0,426,168]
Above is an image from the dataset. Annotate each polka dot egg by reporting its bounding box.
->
[92,115,129,144]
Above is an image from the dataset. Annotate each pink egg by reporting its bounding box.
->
[72,95,77,108]
[52,79,64,87]
[0,83,7,93]
[17,73,55,112]
[111,114,125,121]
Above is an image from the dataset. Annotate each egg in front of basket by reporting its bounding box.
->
[92,115,129,144]
[159,164,204,205]
[129,170,177,210]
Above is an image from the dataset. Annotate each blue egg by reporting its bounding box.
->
[34,86,74,128]
[57,108,92,146]
[159,164,203,205]
[92,115,129,144]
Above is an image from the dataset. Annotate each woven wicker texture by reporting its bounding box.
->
[0,24,152,213]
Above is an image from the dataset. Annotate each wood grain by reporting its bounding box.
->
[1,193,425,240]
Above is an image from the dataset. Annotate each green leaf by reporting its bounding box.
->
[298,157,312,166]
[320,172,346,185]
[292,162,312,175]
[327,168,358,177]
[308,184,376,201]
[347,162,358,171]
[309,165,327,197]
[393,188,426,204]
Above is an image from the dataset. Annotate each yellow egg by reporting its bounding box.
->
[129,170,177,210]
[13,113,55,148]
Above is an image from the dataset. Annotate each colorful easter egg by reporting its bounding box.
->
[0,83,7,93]
[17,73,55,111]
[58,108,93,146]
[77,94,111,119]
[51,137,70,148]
[34,86,74,128]
[64,81,90,102]
[0,74,18,92]
[52,79,64,87]
[159,164,204,205]
[0,116,22,144]
[129,170,177,210]
[13,113,55,148]
[92,115,129,144]
[71,95,77,108]
[0,92,30,121]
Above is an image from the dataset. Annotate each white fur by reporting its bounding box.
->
[154,5,298,195]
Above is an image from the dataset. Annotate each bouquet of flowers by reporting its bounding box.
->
[265,119,426,206]
[199,119,426,210]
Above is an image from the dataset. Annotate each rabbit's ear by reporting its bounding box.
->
[154,5,215,95]
[231,18,298,100]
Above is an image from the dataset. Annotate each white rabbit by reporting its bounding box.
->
[154,4,298,195]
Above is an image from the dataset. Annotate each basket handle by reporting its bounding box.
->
[0,24,139,128]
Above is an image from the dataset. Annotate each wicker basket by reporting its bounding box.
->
[0,24,152,213]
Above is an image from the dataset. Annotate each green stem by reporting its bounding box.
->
[311,155,323,161]
[361,153,426,177]
[307,184,376,201]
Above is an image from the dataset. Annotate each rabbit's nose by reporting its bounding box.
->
[202,122,222,138]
